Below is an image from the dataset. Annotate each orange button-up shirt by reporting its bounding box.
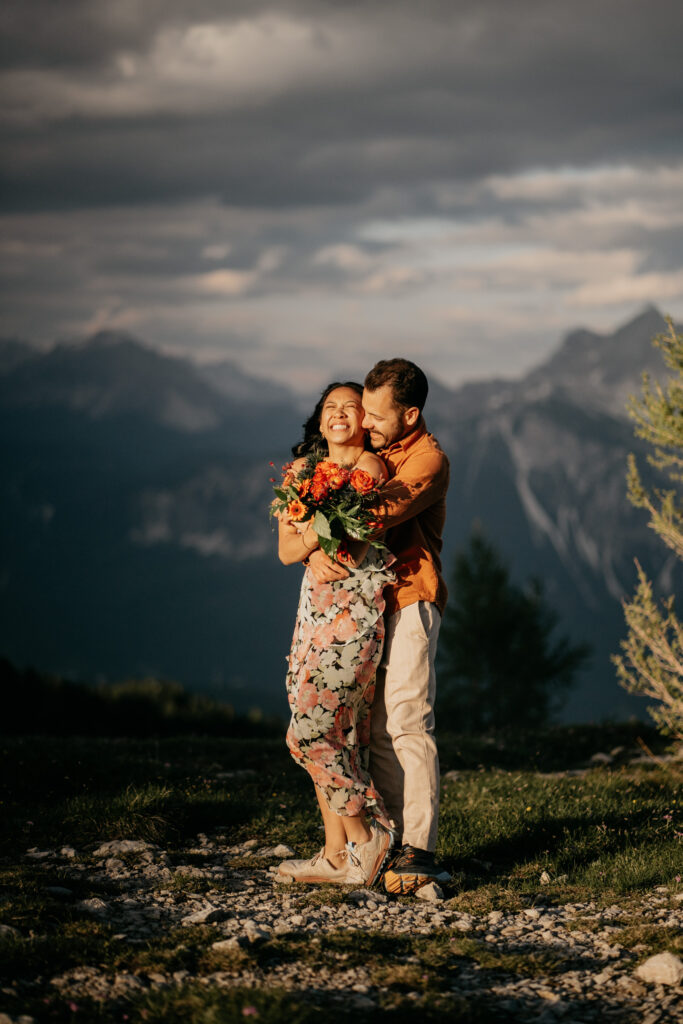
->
[376,420,449,616]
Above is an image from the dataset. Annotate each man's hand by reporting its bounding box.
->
[307,548,350,582]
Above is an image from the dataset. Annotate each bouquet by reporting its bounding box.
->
[270,455,386,562]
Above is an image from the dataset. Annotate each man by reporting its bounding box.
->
[308,358,449,893]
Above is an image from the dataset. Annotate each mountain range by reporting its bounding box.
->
[0,307,675,722]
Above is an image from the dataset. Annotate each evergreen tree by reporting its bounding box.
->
[438,532,589,732]
[613,319,683,744]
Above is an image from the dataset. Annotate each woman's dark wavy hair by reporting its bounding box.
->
[292,381,367,459]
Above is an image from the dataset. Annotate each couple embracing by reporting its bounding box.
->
[276,358,449,895]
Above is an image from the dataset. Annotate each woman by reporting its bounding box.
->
[276,381,395,886]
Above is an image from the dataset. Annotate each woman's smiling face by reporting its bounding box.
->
[320,386,366,447]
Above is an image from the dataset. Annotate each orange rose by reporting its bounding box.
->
[310,479,329,501]
[336,542,352,564]
[327,467,349,490]
[287,499,307,521]
[349,468,375,493]
[313,461,336,480]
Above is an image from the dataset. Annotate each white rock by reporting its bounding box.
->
[60,846,77,858]
[242,920,271,942]
[147,972,169,985]
[93,840,155,858]
[76,898,109,915]
[590,751,613,764]
[635,952,683,986]
[0,923,21,938]
[25,848,53,861]
[347,889,387,905]
[113,973,147,995]
[212,937,240,951]
[540,871,552,885]
[272,844,295,858]
[181,905,230,926]
[416,882,444,902]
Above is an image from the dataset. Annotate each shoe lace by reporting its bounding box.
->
[397,846,416,866]
[315,848,353,870]
[344,841,362,869]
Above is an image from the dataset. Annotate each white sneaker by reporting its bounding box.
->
[345,820,393,887]
[277,848,364,885]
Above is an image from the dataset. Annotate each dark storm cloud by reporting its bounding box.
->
[2,0,682,386]
[1,0,682,213]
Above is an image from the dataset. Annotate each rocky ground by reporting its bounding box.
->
[3,828,682,1023]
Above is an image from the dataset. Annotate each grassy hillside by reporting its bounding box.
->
[0,726,680,1021]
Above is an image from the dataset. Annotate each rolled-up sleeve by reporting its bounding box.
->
[376,451,449,528]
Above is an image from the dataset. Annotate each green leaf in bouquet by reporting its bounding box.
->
[273,488,288,501]
[319,535,340,558]
[313,510,332,539]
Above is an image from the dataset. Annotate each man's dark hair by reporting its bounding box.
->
[364,358,428,412]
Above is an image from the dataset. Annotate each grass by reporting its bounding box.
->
[0,726,680,1022]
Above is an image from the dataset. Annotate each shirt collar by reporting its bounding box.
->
[379,416,427,457]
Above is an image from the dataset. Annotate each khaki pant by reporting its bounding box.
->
[369,601,440,852]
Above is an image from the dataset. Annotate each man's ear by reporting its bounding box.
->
[403,406,420,430]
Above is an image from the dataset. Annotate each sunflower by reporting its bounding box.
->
[287,499,308,521]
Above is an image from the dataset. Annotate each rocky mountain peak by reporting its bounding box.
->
[526,306,670,417]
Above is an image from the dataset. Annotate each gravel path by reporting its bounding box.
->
[8,834,683,1023]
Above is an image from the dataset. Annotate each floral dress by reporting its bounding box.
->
[285,547,395,821]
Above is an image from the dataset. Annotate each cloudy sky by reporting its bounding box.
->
[1,0,682,392]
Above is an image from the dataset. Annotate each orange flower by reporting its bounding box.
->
[336,542,351,564]
[314,460,337,479]
[282,471,296,488]
[296,476,312,497]
[310,479,329,501]
[349,468,375,493]
[328,467,349,490]
[287,499,307,521]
